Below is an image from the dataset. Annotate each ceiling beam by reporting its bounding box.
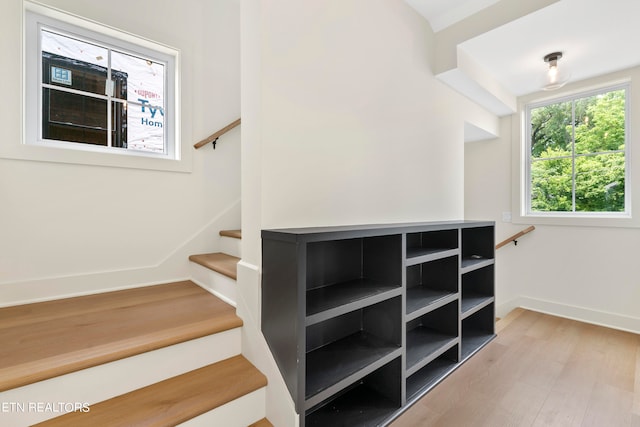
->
[429,0,560,116]
[433,0,560,75]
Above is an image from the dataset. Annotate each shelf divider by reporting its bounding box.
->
[461,257,494,274]
[461,294,494,319]
[406,248,459,266]
[306,281,401,326]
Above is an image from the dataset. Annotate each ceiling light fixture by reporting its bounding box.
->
[542,51,570,91]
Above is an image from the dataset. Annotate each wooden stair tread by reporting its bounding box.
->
[189,252,239,280]
[220,229,242,239]
[35,355,267,427]
[0,281,242,392]
[249,418,274,427]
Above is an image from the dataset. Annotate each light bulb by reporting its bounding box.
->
[548,63,558,82]
[542,52,570,91]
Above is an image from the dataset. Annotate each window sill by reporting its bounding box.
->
[0,140,192,173]
[513,212,638,228]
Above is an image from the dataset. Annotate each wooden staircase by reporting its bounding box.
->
[189,230,242,306]
[0,230,272,426]
[189,252,240,280]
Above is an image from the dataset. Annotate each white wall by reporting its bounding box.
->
[0,0,241,305]
[256,0,484,230]
[465,70,640,333]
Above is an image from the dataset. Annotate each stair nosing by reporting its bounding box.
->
[220,229,242,239]
[189,252,239,280]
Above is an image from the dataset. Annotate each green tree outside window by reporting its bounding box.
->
[529,88,626,213]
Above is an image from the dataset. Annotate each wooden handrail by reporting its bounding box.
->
[496,225,535,249]
[194,118,241,149]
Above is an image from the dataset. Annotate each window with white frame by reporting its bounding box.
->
[25,7,177,159]
[525,84,629,216]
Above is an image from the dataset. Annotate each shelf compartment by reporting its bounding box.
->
[305,297,401,401]
[306,279,401,326]
[406,229,458,264]
[461,293,494,320]
[406,300,459,375]
[461,226,494,274]
[306,235,401,291]
[406,254,459,319]
[462,302,495,360]
[406,345,458,400]
[306,357,401,427]
[461,265,495,319]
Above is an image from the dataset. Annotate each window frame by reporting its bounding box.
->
[524,83,630,218]
[14,1,188,173]
[513,77,638,228]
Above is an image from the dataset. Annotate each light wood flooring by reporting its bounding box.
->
[392,308,640,427]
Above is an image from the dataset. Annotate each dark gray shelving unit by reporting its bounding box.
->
[262,220,495,427]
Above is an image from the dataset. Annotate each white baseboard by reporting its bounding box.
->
[0,200,240,307]
[497,296,640,334]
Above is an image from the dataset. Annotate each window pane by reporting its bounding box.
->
[126,97,165,153]
[575,90,625,155]
[575,153,625,212]
[43,88,107,146]
[112,51,165,153]
[530,101,572,159]
[41,30,109,96]
[111,100,128,148]
[530,158,573,212]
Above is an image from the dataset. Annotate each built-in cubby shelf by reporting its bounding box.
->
[406,345,458,400]
[306,357,402,427]
[461,264,494,319]
[262,221,494,427]
[406,300,458,376]
[462,302,495,360]
[406,229,458,261]
[305,297,402,404]
[406,254,459,320]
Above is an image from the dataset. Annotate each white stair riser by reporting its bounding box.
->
[178,387,266,427]
[190,263,237,306]
[219,236,242,259]
[0,329,241,427]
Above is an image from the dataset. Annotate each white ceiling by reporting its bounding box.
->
[408,0,640,105]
